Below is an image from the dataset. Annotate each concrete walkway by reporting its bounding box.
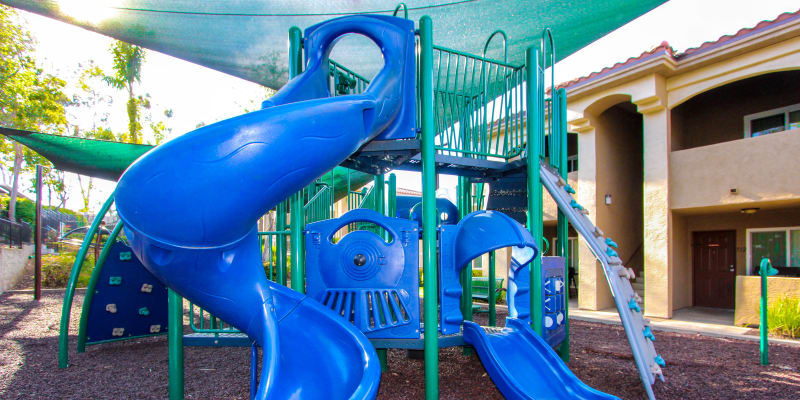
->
[566,299,800,347]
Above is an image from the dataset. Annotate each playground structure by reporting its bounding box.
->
[34,10,668,400]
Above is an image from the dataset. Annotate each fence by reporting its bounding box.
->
[0,217,31,248]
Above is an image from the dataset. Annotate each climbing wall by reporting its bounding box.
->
[85,241,168,344]
[507,255,567,348]
[539,161,664,400]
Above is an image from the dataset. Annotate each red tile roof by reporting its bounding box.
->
[559,8,800,90]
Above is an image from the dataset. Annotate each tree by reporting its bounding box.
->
[103,41,145,144]
[0,5,68,222]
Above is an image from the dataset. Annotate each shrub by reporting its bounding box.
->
[41,251,95,288]
[768,296,800,339]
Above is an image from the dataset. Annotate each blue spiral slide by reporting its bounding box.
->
[114,15,416,399]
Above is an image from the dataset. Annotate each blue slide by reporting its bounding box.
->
[114,16,416,399]
[464,318,619,400]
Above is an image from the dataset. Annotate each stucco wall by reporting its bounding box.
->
[734,276,800,326]
[670,128,800,211]
[671,71,800,150]
[0,245,33,294]
[672,207,800,310]
[595,104,645,277]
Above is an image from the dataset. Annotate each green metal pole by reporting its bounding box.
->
[77,220,124,352]
[375,173,390,370]
[526,47,544,336]
[388,173,397,218]
[375,174,385,214]
[277,201,288,286]
[290,191,305,294]
[555,88,570,361]
[420,15,439,400]
[58,193,115,369]
[489,250,496,326]
[168,288,184,400]
[288,25,306,294]
[759,257,777,365]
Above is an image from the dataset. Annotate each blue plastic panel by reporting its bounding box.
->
[508,255,566,348]
[85,241,168,344]
[395,195,459,226]
[305,209,420,339]
[438,210,537,335]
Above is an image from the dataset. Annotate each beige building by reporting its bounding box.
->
[556,9,800,321]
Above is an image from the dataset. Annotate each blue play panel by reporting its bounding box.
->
[85,241,168,344]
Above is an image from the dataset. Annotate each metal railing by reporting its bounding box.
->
[0,217,31,248]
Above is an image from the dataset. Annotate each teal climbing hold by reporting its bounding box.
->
[654,355,665,367]
[606,247,618,258]
[628,298,641,312]
[569,199,583,210]
[108,276,122,286]
[564,184,576,194]
[605,238,618,249]
[643,326,655,341]
[120,251,132,261]
[138,307,150,316]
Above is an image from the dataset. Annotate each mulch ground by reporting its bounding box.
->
[1,265,799,399]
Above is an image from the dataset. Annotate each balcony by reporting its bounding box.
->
[670,128,800,211]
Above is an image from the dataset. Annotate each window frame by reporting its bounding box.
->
[743,103,800,138]
[745,226,800,275]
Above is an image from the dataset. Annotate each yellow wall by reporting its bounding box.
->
[735,276,800,326]
[670,128,800,211]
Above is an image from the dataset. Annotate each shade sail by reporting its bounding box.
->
[1,127,371,200]
[1,127,152,181]
[2,0,666,89]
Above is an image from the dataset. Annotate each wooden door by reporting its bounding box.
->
[692,230,736,308]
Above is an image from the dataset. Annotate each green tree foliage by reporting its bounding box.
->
[103,40,145,144]
[0,5,68,222]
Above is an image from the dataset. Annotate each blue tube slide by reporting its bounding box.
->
[115,15,415,399]
[464,318,620,400]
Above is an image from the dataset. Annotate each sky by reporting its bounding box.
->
[8,0,800,212]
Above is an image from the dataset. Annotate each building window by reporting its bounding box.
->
[746,227,800,276]
[744,103,800,137]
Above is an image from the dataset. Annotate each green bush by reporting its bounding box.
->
[471,269,483,277]
[42,251,95,288]
[768,296,800,339]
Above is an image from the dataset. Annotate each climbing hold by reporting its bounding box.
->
[605,237,618,249]
[112,327,125,337]
[564,184,576,194]
[606,247,618,258]
[654,355,665,367]
[569,199,583,210]
[150,324,162,333]
[119,251,132,261]
[138,307,150,316]
[593,227,605,237]
[627,268,636,280]
[140,283,153,293]
[108,276,122,286]
[643,326,655,341]
[105,304,117,313]
[628,298,641,313]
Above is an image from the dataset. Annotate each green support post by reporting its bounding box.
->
[375,174,385,215]
[555,88,570,361]
[419,15,439,400]
[525,46,544,336]
[168,288,184,400]
[58,193,115,369]
[388,173,397,217]
[277,201,288,286]
[288,25,306,294]
[376,173,389,370]
[759,257,778,365]
[290,191,305,293]
[77,220,124,352]
[489,250,497,326]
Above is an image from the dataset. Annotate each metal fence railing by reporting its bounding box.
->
[0,217,31,248]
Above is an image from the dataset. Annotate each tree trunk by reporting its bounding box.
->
[8,143,22,221]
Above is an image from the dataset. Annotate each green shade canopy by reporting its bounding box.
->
[1,127,152,181]
[2,0,666,89]
[1,127,371,200]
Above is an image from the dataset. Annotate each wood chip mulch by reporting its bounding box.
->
[1,277,798,399]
